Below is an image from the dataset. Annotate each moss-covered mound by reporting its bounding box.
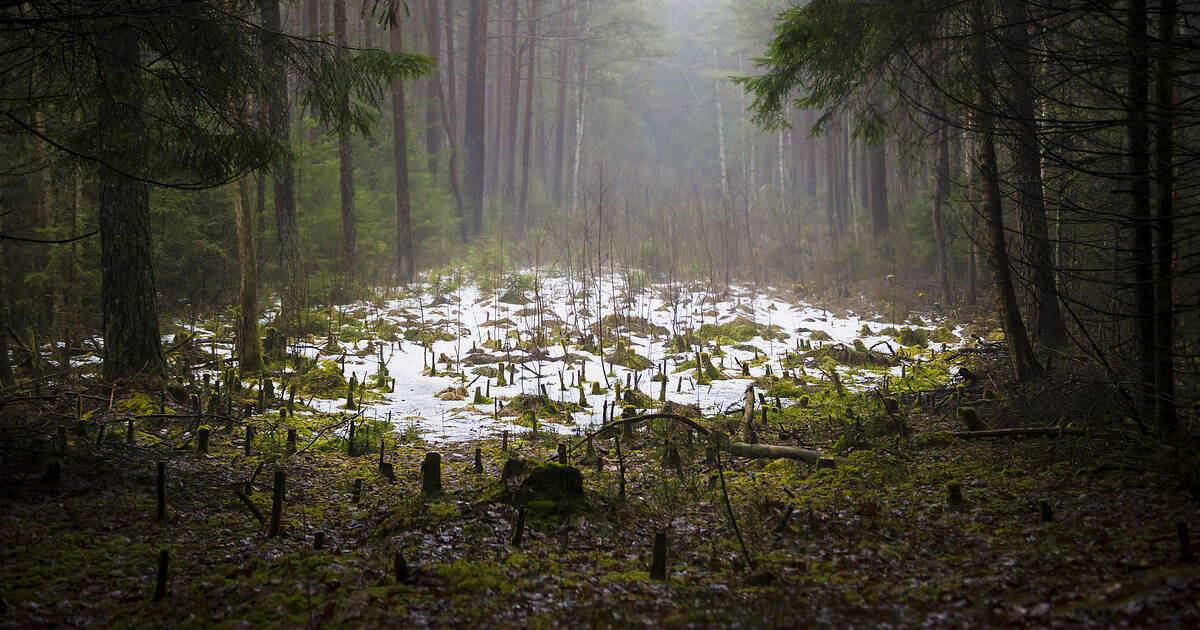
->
[898,327,929,348]
[606,341,653,370]
[621,388,655,410]
[294,360,348,398]
[499,393,580,419]
[496,460,589,523]
[697,315,781,343]
[436,385,468,401]
[593,314,670,339]
[403,325,458,344]
[803,343,898,368]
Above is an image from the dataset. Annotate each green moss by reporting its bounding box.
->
[606,341,652,370]
[898,327,929,348]
[295,360,347,398]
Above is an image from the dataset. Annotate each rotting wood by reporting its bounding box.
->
[950,427,1081,439]
[563,413,837,465]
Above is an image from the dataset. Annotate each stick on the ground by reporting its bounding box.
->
[234,489,266,524]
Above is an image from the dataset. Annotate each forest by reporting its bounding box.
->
[1,0,1198,626]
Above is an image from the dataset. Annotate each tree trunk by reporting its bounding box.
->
[235,178,264,375]
[804,109,817,199]
[868,137,888,238]
[335,0,357,278]
[504,0,521,205]
[97,23,165,381]
[0,206,14,388]
[265,0,302,333]
[391,13,414,282]
[1000,0,1068,348]
[517,0,540,231]
[434,0,467,241]
[1153,0,1177,437]
[100,179,165,380]
[465,0,488,235]
[569,0,590,215]
[552,1,569,206]
[717,84,728,201]
[971,0,1041,382]
[424,0,442,177]
[1128,0,1156,420]
[932,123,952,303]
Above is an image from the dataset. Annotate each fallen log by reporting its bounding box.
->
[564,413,838,466]
[724,441,828,466]
[950,427,1081,439]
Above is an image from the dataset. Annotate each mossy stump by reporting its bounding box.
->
[650,532,667,580]
[196,426,211,453]
[957,407,987,431]
[421,452,443,495]
[153,549,169,601]
[947,483,965,507]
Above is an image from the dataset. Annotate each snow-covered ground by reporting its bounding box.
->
[274,275,965,442]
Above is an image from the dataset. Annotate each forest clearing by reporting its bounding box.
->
[2,273,1198,627]
[3,0,1200,627]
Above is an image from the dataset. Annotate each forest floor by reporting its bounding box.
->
[2,294,1199,628]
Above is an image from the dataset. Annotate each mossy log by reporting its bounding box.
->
[723,442,826,466]
[566,413,837,466]
[950,427,1080,439]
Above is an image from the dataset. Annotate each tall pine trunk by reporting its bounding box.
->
[392,14,414,282]
[424,0,442,177]
[1000,0,1068,348]
[868,138,888,238]
[465,0,488,235]
[433,0,466,240]
[517,0,540,230]
[335,0,357,279]
[503,0,521,205]
[97,22,165,381]
[265,0,302,333]
[1128,0,1156,419]
[972,0,1041,381]
[1153,0,1177,437]
[235,178,264,375]
[551,1,569,206]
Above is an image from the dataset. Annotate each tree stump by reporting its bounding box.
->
[947,483,964,507]
[196,426,211,453]
[650,531,667,580]
[153,549,169,601]
[268,470,286,536]
[156,462,167,520]
[421,452,442,495]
